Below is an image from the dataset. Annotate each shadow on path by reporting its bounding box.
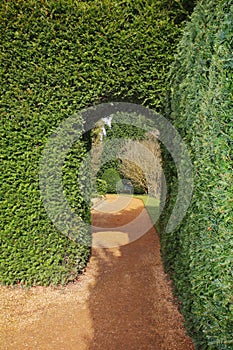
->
[87,195,194,350]
[0,195,194,350]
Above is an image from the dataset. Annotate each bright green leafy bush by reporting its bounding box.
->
[160,1,233,348]
[96,179,108,196]
[101,168,122,194]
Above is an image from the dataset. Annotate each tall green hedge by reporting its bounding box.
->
[161,1,233,348]
[0,0,192,286]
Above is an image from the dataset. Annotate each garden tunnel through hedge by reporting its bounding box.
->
[3,1,233,348]
[1,0,194,286]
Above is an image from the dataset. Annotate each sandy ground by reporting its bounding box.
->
[0,195,195,350]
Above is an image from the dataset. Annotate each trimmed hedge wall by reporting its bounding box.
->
[161,1,233,348]
[0,0,193,286]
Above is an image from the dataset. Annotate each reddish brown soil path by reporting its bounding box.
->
[0,195,195,350]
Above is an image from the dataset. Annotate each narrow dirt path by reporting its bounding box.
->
[0,195,194,350]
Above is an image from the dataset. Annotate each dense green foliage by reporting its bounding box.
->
[160,1,233,348]
[95,178,108,196]
[1,0,192,286]
[101,168,122,193]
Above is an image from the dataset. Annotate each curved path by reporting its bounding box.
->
[0,195,194,350]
